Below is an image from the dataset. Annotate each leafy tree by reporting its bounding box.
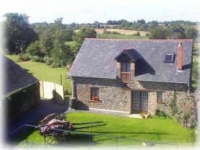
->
[170,24,185,39]
[4,13,37,54]
[65,41,81,62]
[185,27,198,39]
[26,40,44,57]
[51,40,70,67]
[73,27,96,43]
[137,19,146,24]
[40,27,55,56]
[149,27,169,39]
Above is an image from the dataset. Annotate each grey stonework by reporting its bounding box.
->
[74,77,130,112]
[72,77,188,115]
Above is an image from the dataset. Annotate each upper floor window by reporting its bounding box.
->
[120,62,131,83]
[121,62,131,72]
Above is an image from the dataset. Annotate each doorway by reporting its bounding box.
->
[132,91,148,113]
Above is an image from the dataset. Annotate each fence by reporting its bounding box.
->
[39,81,64,100]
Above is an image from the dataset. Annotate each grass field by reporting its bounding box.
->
[6,55,71,94]
[18,112,195,147]
[95,28,149,36]
[97,33,148,39]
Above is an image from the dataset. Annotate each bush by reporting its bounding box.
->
[43,56,53,65]
[31,56,44,62]
[155,109,170,118]
[175,96,197,128]
[133,31,140,36]
[18,53,31,61]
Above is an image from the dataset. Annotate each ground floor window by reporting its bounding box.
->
[157,91,163,104]
[90,87,99,101]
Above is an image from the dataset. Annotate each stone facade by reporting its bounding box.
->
[72,77,189,115]
[73,77,131,112]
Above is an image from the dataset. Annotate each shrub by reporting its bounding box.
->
[133,31,140,36]
[18,53,31,61]
[155,109,170,118]
[31,56,43,62]
[175,96,197,128]
[43,56,53,65]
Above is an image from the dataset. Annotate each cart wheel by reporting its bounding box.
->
[44,133,58,145]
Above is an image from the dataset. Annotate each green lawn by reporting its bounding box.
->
[18,112,195,147]
[6,55,71,94]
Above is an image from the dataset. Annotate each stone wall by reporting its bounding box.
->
[6,82,40,121]
[127,80,188,91]
[126,79,188,115]
[74,77,131,112]
[73,77,188,115]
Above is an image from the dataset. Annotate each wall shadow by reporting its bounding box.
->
[73,100,89,110]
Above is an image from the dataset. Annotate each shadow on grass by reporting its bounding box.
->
[6,126,37,145]
[7,100,69,145]
[59,134,97,146]
[73,121,106,130]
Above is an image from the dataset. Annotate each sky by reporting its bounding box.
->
[0,0,199,24]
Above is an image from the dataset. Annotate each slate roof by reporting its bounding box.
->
[115,49,142,62]
[3,56,38,95]
[68,38,193,84]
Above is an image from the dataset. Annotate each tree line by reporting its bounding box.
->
[3,13,198,68]
[4,13,97,67]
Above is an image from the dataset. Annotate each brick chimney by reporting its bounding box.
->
[177,42,183,71]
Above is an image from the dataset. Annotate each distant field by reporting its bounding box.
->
[97,33,148,39]
[95,28,149,36]
[75,28,149,36]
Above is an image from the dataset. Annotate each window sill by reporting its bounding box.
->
[89,100,102,103]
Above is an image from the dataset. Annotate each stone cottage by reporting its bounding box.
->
[68,39,193,115]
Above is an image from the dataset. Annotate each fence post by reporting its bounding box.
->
[60,75,62,85]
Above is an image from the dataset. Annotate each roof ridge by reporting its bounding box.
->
[84,38,193,42]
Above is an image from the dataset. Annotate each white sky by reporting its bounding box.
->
[0,0,199,23]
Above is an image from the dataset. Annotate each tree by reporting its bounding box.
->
[137,19,146,24]
[149,27,169,39]
[73,27,96,43]
[185,27,198,39]
[4,13,37,54]
[170,24,185,39]
[51,40,70,67]
[26,40,44,57]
